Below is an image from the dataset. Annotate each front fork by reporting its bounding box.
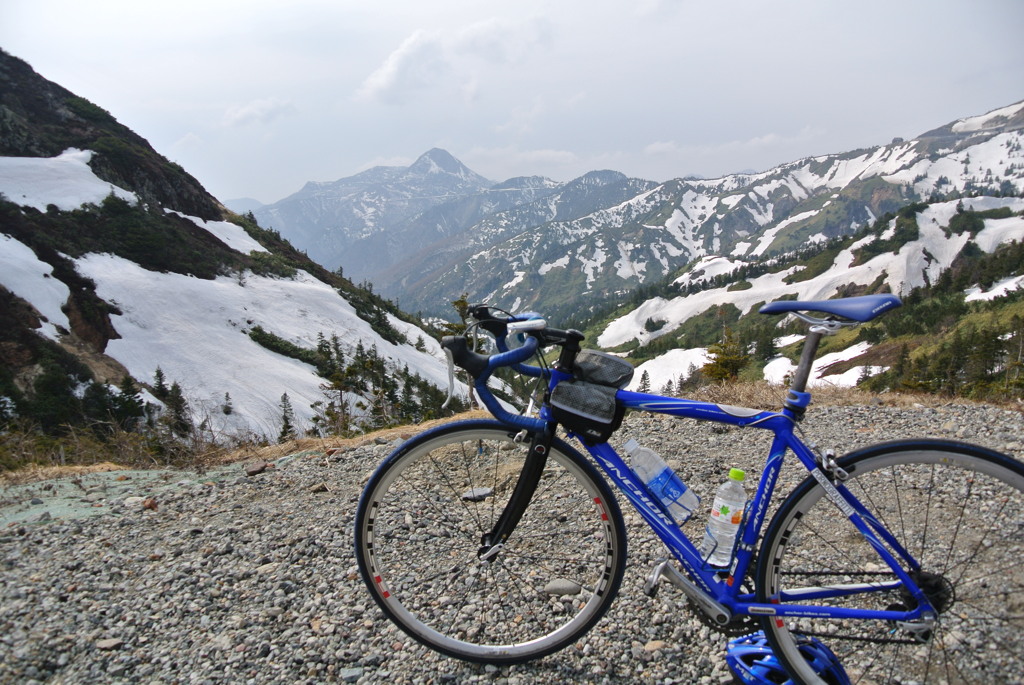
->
[477,424,554,557]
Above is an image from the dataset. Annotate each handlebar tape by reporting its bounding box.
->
[441,335,540,380]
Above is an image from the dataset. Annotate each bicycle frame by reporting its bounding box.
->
[572,387,936,627]
[457,298,935,628]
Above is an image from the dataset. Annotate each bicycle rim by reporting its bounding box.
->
[757,440,1024,685]
[354,420,626,664]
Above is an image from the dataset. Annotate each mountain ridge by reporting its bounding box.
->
[253,99,1024,319]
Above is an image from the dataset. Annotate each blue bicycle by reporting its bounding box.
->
[355,295,1024,684]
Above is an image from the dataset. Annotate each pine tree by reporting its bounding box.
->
[638,370,651,393]
[752,323,777,362]
[442,293,471,335]
[114,376,145,429]
[153,367,169,400]
[703,326,749,382]
[278,393,296,443]
[164,382,191,437]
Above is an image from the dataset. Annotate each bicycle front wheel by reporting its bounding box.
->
[757,439,1024,684]
[354,420,627,664]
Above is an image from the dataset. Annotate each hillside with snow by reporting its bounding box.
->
[611,195,1024,393]
[0,51,470,441]
[0,148,463,437]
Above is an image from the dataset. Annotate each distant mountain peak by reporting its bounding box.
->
[409,148,481,178]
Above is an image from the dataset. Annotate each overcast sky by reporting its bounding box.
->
[2,0,1023,204]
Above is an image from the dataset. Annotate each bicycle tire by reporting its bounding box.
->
[756,439,1024,684]
[354,419,627,664]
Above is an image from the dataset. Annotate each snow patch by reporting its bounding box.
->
[538,255,569,275]
[0,234,71,339]
[952,102,1024,133]
[965,275,1024,302]
[628,348,711,392]
[0,149,137,211]
[762,342,876,388]
[169,211,269,254]
[68,254,458,437]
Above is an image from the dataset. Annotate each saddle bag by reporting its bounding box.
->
[573,349,634,388]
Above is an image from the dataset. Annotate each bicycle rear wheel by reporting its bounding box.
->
[757,439,1024,684]
[354,420,627,664]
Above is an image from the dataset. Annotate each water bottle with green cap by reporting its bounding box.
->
[701,467,747,567]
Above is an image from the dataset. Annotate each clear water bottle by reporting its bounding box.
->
[701,468,747,567]
[625,439,700,524]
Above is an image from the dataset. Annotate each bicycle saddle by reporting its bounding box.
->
[759,294,901,322]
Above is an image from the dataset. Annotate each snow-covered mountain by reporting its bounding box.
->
[0,51,462,439]
[258,100,1023,321]
[252,148,501,282]
[0,149,460,437]
[403,101,1024,321]
[609,195,1024,392]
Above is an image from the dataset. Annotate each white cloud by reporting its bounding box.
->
[354,29,446,105]
[643,140,681,155]
[222,97,296,127]
[355,17,550,106]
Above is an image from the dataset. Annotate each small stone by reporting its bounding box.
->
[340,667,364,683]
[96,638,123,650]
[461,486,493,502]
[644,639,668,652]
[544,579,582,596]
[309,482,330,493]
[246,461,270,476]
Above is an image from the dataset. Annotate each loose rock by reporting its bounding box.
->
[0,404,1019,683]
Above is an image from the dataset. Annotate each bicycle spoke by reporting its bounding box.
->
[939,471,972,575]
[356,422,626,663]
[759,443,1024,684]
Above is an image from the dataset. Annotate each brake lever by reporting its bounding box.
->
[441,346,456,409]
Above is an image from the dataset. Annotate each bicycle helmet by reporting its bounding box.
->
[726,631,850,685]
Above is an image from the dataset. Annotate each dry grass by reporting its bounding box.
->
[684,381,931,411]
[0,461,127,487]
[214,409,494,466]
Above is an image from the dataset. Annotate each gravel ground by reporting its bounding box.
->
[1,400,1022,684]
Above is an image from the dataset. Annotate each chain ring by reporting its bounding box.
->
[690,566,759,636]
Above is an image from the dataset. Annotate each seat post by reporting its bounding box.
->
[783,328,827,419]
[789,329,824,395]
